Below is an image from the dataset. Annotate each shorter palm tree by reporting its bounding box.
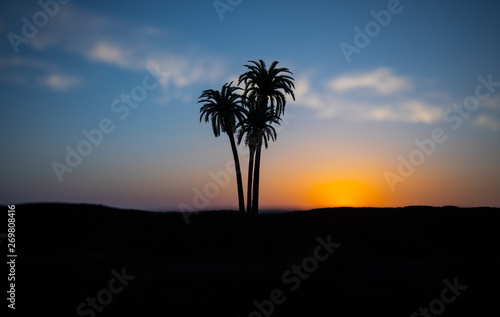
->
[198,82,246,213]
[237,99,281,214]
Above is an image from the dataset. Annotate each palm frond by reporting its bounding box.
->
[197,82,244,137]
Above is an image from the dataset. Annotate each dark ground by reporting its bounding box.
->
[3,203,500,316]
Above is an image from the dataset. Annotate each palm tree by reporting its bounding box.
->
[236,99,281,214]
[238,60,295,214]
[198,82,246,213]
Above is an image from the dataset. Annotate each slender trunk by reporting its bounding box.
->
[227,131,245,213]
[246,144,256,213]
[252,134,263,215]
[252,97,267,215]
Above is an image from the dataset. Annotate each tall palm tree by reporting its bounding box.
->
[238,60,295,214]
[198,82,246,213]
[236,99,281,214]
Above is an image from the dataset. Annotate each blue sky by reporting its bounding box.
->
[1,0,500,210]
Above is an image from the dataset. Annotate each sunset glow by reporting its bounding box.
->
[309,180,384,208]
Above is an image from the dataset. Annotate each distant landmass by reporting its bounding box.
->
[7,203,500,316]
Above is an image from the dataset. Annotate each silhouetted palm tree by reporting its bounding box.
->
[238,60,295,214]
[236,99,281,214]
[198,82,246,213]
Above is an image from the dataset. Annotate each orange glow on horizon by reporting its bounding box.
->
[308,180,384,208]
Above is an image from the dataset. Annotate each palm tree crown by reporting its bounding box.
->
[238,60,295,116]
[199,82,245,137]
[237,100,281,150]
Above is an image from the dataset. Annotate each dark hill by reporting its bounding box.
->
[6,203,500,316]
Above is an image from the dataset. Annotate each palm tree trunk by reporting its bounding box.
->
[227,131,245,213]
[252,135,263,215]
[246,145,255,213]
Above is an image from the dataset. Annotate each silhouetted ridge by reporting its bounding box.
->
[8,203,500,316]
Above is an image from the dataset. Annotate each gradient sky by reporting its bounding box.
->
[1,0,499,211]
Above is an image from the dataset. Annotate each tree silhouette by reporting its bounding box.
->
[236,99,281,214]
[238,60,295,214]
[198,82,246,213]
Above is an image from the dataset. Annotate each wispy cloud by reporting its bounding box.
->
[0,56,80,91]
[329,68,412,95]
[42,73,81,91]
[472,95,500,130]
[474,114,500,130]
[482,94,500,111]
[27,4,226,97]
[293,69,444,124]
[0,56,57,72]
[88,42,132,68]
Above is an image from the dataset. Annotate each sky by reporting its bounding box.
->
[1,0,499,211]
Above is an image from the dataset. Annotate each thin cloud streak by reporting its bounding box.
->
[329,68,412,95]
[293,69,444,124]
[0,56,81,91]
[42,73,81,91]
[27,4,227,96]
[474,114,500,130]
